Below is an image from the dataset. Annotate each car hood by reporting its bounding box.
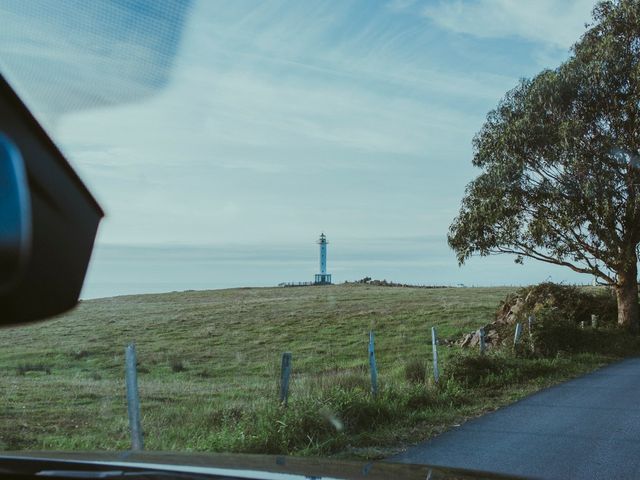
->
[0,451,522,479]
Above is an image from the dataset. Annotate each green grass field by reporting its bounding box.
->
[0,284,628,458]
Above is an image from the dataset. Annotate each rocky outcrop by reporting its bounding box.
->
[458,294,527,348]
[458,325,502,349]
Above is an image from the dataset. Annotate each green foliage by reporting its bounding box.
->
[529,305,640,357]
[493,284,637,357]
[516,282,618,326]
[448,0,640,328]
[529,307,583,357]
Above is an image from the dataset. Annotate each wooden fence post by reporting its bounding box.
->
[279,352,292,406]
[432,327,439,383]
[369,331,378,397]
[479,327,486,355]
[125,343,144,451]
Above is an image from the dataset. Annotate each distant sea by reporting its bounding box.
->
[80,240,588,299]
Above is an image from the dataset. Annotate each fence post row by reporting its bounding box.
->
[125,343,144,451]
[279,352,292,406]
[432,327,439,384]
[369,331,378,397]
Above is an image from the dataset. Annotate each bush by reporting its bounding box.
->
[529,305,640,357]
[490,283,628,357]
[508,282,618,327]
[530,306,581,357]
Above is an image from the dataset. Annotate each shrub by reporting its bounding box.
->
[530,306,582,357]
[515,282,617,327]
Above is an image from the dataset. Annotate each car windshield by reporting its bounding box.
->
[1,1,639,478]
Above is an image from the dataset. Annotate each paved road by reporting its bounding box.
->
[389,358,640,479]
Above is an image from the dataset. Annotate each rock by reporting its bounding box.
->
[458,321,507,348]
[507,298,524,322]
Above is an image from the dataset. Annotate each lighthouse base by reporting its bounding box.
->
[314,274,332,285]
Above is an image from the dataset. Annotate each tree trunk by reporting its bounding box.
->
[615,262,639,332]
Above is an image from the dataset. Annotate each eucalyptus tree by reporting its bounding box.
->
[448,0,640,330]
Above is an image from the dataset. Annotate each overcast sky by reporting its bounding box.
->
[0,0,601,295]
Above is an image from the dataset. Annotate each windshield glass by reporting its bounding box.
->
[3,0,636,475]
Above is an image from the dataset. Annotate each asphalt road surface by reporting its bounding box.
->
[389,358,640,479]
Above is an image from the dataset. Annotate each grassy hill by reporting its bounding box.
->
[0,284,620,457]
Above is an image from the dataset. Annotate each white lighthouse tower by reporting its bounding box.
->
[314,233,332,285]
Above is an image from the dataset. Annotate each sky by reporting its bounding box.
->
[0,0,601,297]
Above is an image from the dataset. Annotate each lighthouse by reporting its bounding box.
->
[314,233,332,285]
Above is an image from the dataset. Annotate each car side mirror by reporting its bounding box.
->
[0,74,103,326]
[0,133,31,291]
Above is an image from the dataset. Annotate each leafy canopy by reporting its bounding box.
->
[448,0,640,286]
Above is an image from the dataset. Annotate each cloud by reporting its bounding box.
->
[4,0,572,255]
[422,0,596,50]
[51,0,515,247]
